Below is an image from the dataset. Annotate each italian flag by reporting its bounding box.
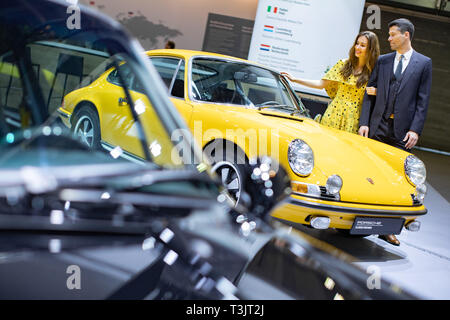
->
[267,6,278,13]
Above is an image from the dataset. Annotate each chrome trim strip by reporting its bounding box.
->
[292,191,339,202]
[292,191,422,207]
[101,141,146,165]
[414,146,450,156]
[288,197,427,216]
[5,118,20,128]
[168,59,183,93]
[36,41,110,57]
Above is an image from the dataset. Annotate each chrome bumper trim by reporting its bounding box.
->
[288,197,427,216]
[57,109,71,120]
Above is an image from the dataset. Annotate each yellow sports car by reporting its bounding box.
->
[59,49,427,236]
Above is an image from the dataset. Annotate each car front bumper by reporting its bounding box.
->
[271,193,427,230]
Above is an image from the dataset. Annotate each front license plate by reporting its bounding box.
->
[350,217,405,235]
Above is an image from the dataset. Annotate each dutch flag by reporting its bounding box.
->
[260,44,271,51]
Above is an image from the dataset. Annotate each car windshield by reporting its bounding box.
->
[0,1,213,215]
[190,58,309,116]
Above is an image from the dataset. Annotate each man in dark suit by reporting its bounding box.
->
[359,18,432,246]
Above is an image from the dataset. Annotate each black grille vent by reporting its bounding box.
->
[411,194,421,206]
[320,186,337,200]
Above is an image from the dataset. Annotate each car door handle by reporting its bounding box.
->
[118,97,128,106]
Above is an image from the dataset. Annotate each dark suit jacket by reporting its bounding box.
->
[359,51,432,139]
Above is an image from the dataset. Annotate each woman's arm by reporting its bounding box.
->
[280,72,330,90]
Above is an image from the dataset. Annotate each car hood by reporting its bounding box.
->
[256,109,416,206]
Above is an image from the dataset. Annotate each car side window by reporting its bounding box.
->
[170,60,185,98]
[191,60,218,101]
[149,57,181,90]
[107,63,134,87]
[0,52,25,128]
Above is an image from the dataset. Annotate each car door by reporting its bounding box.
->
[99,63,177,165]
[130,72,182,166]
[187,58,255,151]
[98,64,142,154]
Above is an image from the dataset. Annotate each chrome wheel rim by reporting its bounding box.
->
[211,160,241,204]
[74,115,94,147]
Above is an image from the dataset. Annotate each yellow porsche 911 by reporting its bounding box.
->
[59,49,427,236]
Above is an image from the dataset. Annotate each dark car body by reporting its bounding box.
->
[0,0,415,300]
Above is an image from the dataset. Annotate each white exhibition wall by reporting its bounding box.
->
[81,0,367,98]
[248,0,366,96]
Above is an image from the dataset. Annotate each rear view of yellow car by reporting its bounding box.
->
[59,49,427,237]
[58,61,180,168]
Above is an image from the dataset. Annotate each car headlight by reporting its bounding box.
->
[404,155,426,186]
[288,139,314,176]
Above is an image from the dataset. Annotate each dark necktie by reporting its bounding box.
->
[394,55,404,80]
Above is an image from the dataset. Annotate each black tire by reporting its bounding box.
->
[204,141,247,205]
[71,105,101,150]
[335,229,368,238]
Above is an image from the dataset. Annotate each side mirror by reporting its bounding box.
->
[237,156,291,223]
[234,71,257,83]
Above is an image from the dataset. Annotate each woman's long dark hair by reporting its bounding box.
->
[341,31,380,88]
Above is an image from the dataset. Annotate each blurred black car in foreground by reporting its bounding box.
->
[0,0,415,300]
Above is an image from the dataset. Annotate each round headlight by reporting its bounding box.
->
[405,155,426,186]
[326,175,342,195]
[288,139,314,176]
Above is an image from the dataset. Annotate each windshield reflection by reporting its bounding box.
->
[190,58,309,117]
[0,1,213,221]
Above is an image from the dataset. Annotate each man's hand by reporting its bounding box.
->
[366,86,377,96]
[359,126,369,137]
[403,131,419,149]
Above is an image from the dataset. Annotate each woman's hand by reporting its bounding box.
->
[280,72,294,81]
[366,86,377,96]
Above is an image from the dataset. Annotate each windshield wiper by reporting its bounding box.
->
[256,103,307,118]
[289,109,306,117]
[256,103,292,110]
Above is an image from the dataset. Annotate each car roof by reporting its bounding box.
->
[145,49,277,73]
[146,49,245,61]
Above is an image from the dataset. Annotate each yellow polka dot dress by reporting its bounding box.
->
[320,59,367,134]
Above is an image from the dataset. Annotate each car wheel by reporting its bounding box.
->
[72,105,101,149]
[204,142,246,205]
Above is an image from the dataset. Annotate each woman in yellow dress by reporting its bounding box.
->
[281,31,380,134]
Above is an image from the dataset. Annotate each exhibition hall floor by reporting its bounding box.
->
[290,149,450,299]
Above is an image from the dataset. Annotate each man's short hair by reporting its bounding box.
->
[166,40,175,49]
[388,18,415,41]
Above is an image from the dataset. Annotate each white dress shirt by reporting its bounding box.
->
[393,48,414,74]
